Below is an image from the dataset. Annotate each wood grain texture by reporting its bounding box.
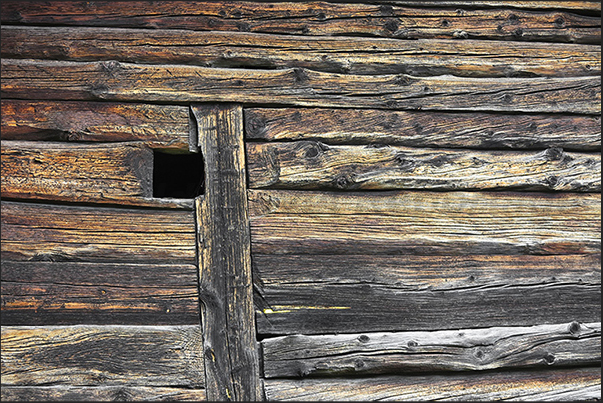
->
[262,322,601,377]
[263,366,601,401]
[1,1,598,43]
[1,386,206,402]
[0,201,197,264]
[1,261,200,325]
[1,325,205,388]
[1,140,152,202]
[247,142,600,191]
[1,100,192,151]
[245,108,602,151]
[248,190,601,256]
[2,59,600,114]
[192,105,262,401]
[2,26,600,78]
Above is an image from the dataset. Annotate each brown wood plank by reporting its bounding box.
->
[1,140,193,208]
[1,140,150,201]
[192,105,262,401]
[248,190,601,256]
[263,366,601,401]
[2,59,599,114]
[1,386,206,402]
[246,142,600,191]
[262,322,601,377]
[1,325,205,388]
[245,108,602,151]
[2,26,600,78]
[1,2,598,43]
[0,201,197,264]
[1,100,191,151]
[1,261,200,325]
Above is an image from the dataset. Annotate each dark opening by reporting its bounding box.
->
[153,150,204,198]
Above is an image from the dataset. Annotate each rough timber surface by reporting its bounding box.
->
[0,201,197,264]
[261,322,601,377]
[244,108,602,151]
[246,142,601,191]
[2,26,600,78]
[248,190,601,256]
[192,105,262,401]
[1,1,599,44]
[2,59,600,114]
[0,386,207,402]
[1,325,205,388]
[263,366,601,401]
[1,261,200,326]
[1,100,191,151]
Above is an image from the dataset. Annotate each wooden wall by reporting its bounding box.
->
[1,1,601,401]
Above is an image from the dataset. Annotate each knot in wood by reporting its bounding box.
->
[358,335,370,343]
[568,321,582,335]
[245,115,266,136]
[333,173,356,190]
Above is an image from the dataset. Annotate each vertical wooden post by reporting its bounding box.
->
[192,104,263,401]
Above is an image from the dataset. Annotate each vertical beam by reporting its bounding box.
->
[192,104,263,401]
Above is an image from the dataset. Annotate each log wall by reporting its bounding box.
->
[1,1,600,401]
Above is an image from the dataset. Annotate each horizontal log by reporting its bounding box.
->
[263,366,601,401]
[247,142,600,191]
[244,108,602,151]
[1,140,150,202]
[248,190,601,255]
[1,261,200,325]
[1,100,192,151]
[1,325,205,387]
[1,141,195,208]
[262,322,601,377]
[2,26,600,78]
[1,386,206,402]
[2,59,600,113]
[1,201,197,264]
[1,2,598,43]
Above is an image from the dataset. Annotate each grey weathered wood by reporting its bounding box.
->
[248,190,601,255]
[1,1,598,43]
[2,59,600,114]
[2,26,600,78]
[0,201,197,264]
[1,100,191,151]
[245,108,602,151]
[263,366,601,401]
[1,261,200,325]
[246,142,601,191]
[1,325,205,387]
[262,322,601,377]
[192,104,262,401]
[1,386,207,402]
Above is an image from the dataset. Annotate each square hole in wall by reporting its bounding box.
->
[153,150,204,198]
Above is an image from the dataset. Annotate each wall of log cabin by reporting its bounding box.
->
[1,1,600,401]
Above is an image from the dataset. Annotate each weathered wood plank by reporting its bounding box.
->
[245,108,602,151]
[0,201,197,264]
[2,59,600,114]
[1,261,200,325]
[1,325,205,388]
[247,142,600,191]
[1,100,191,151]
[1,140,152,202]
[2,26,600,78]
[192,105,262,401]
[248,190,601,255]
[1,386,206,402]
[1,1,598,43]
[1,140,194,208]
[263,366,601,401]
[262,322,601,377]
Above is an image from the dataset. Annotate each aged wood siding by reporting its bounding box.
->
[1,0,600,401]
